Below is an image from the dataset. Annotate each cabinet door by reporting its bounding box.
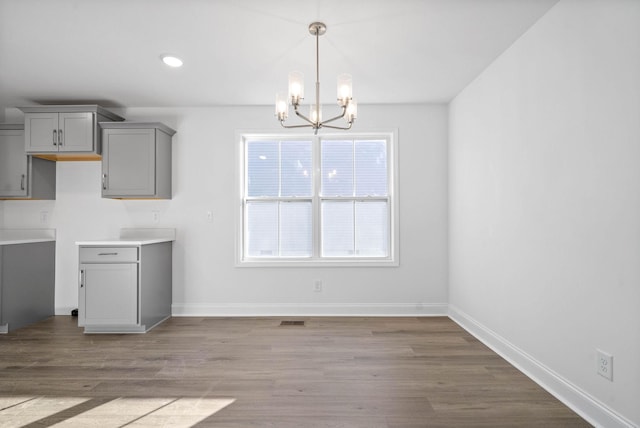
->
[80,263,138,326]
[0,130,28,197]
[25,112,59,153]
[102,129,156,197]
[59,112,94,152]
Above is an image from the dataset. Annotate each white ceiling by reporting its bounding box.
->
[0,0,559,109]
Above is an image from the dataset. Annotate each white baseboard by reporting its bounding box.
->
[55,306,77,316]
[448,305,635,428]
[172,302,448,317]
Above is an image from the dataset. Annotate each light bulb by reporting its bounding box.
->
[337,73,352,106]
[275,93,288,120]
[288,71,304,105]
[310,104,322,124]
[346,99,357,122]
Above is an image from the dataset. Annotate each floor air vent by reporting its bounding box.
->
[280,320,305,326]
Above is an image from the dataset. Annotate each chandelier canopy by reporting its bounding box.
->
[275,22,357,134]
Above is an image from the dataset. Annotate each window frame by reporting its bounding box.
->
[236,130,399,267]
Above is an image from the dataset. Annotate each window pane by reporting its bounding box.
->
[355,201,388,257]
[280,202,312,257]
[321,140,353,196]
[247,141,278,197]
[321,200,354,257]
[246,201,278,256]
[281,141,312,197]
[355,140,388,196]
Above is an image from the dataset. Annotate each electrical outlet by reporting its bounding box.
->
[597,349,613,381]
[206,211,213,222]
[314,280,323,292]
[40,211,49,224]
[152,211,160,223]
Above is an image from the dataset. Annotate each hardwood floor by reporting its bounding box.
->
[0,316,590,427]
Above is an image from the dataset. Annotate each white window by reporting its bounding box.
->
[238,132,398,266]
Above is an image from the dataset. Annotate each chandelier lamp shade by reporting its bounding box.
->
[275,22,357,134]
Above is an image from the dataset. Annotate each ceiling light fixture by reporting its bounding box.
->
[161,55,183,68]
[275,22,357,134]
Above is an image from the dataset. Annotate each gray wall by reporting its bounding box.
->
[3,104,450,317]
[449,0,640,426]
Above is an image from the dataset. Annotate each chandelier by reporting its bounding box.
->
[275,22,357,134]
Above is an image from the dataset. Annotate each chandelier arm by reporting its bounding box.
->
[318,106,349,125]
[320,122,354,131]
[293,107,315,126]
[280,121,314,129]
[281,103,318,129]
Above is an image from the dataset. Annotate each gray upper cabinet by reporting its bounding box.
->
[19,105,124,161]
[0,125,27,197]
[100,122,176,199]
[0,124,55,200]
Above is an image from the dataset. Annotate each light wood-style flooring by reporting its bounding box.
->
[0,316,590,427]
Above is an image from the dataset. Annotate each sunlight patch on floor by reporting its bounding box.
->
[0,396,235,427]
[0,396,91,426]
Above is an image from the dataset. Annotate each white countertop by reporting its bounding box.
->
[75,228,176,246]
[75,238,174,246]
[0,229,56,246]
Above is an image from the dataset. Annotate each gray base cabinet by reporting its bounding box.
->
[19,105,124,161]
[78,242,172,333]
[0,124,56,200]
[1,241,55,333]
[100,122,176,199]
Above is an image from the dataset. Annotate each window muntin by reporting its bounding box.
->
[240,133,396,265]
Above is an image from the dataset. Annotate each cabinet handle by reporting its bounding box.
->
[98,252,118,256]
[80,269,84,288]
[53,129,57,146]
[58,129,63,145]
[102,173,108,190]
[20,174,25,190]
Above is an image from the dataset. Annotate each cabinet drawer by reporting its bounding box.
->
[79,247,138,263]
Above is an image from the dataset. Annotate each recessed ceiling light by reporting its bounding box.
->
[161,55,183,68]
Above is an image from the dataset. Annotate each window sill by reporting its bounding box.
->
[236,258,399,268]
